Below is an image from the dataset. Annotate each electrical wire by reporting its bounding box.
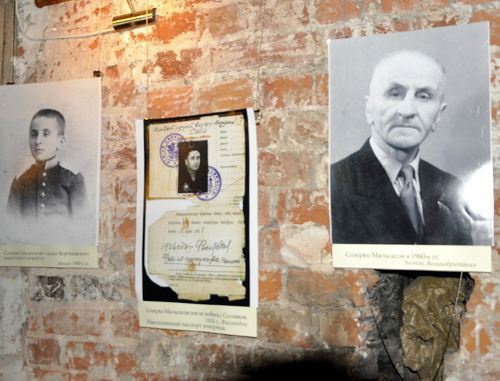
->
[431,272,464,381]
[145,0,150,119]
[95,0,103,75]
[368,300,405,380]
[253,0,266,109]
[15,0,114,42]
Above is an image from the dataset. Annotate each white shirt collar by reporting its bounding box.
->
[369,138,421,192]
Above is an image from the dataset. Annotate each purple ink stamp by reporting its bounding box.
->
[160,133,185,167]
[197,166,222,201]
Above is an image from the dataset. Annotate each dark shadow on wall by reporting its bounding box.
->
[238,351,366,381]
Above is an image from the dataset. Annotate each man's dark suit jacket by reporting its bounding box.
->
[330,141,472,245]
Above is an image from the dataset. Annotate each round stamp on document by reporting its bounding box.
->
[197,166,222,201]
[159,133,185,167]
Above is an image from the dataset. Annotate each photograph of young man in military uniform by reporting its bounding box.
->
[7,108,87,220]
[178,140,208,194]
[0,79,100,246]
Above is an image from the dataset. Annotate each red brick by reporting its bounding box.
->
[105,65,119,78]
[43,309,105,336]
[88,38,99,50]
[32,368,88,381]
[132,372,168,381]
[258,306,314,347]
[113,173,136,204]
[361,0,378,15]
[206,4,247,38]
[148,86,193,119]
[109,79,136,107]
[319,309,362,346]
[381,0,418,12]
[261,32,317,65]
[111,309,140,338]
[259,228,283,265]
[263,75,313,109]
[467,278,484,310]
[278,189,329,226]
[328,25,354,39]
[283,110,328,148]
[257,115,281,149]
[66,342,102,370]
[259,269,282,301]
[101,139,137,170]
[118,217,136,241]
[65,341,135,372]
[210,40,258,72]
[153,12,197,43]
[280,223,330,266]
[478,327,492,354]
[427,14,459,28]
[192,344,235,373]
[265,0,310,31]
[287,268,368,307]
[259,190,271,226]
[28,338,60,365]
[198,79,253,114]
[116,352,136,374]
[391,18,411,32]
[462,318,476,353]
[185,0,222,5]
[152,48,202,80]
[314,0,360,24]
[92,3,112,16]
[458,0,491,3]
[258,151,313,187]
[276,191,286,222]
[115,48,125,59]
[381,0,448,12]
[315,73,328,106]
[472,9,500,45]
[28,313,40,332]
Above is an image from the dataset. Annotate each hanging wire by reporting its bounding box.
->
[431,272,464,381]
[145,0,150,119]
[94,0,104,77]
[253,0,267,110]
[15,0,114,42]
[126,0,136,13]
[10,1,17,83]
[362,271,405,380]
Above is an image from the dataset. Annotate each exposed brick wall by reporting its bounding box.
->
[0,0,497,379]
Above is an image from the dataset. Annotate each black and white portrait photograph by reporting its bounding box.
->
[329,23,492,269]
[0,79,100,248]
[178,140,208,194]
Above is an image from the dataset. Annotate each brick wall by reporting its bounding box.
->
[0,0,498,379]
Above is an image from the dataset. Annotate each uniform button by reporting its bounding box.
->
[41,182,46,187]
[41,192,45,198]
[42,172,47,177]
[40,203,45,209]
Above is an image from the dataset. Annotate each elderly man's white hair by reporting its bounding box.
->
[368,50,447,96]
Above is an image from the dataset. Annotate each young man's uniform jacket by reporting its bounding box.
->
[330,141,472,245]
[7,162,87,219]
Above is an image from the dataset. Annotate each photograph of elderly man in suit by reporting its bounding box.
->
[330,50,474,245]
